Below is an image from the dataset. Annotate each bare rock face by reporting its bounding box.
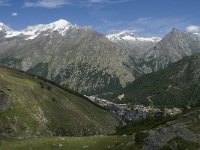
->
[0,90,9,112]
[143,126,199,150]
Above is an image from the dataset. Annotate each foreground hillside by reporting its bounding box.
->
[114,54,200,107]
[0,65,120,138]
[116,107,200,149]
[1,106,200,150]
[0,136,134,150]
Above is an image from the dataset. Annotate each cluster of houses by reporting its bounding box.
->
[86,96,182,122]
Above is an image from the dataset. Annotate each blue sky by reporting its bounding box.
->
[0,0,200,36]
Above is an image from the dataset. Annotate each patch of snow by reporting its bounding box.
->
[0,22,13,32]
[5,31,21,38]
[2,19,78,40]
[106,30,161,42]
[193,32,200,36]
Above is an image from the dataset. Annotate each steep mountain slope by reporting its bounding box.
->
[0,20,136,95]
[0,64,120,138]
[107,28,200,76]
[114,54,200,107]
[143,28,200,71]
[0,23,12,40]
[106,30,160,58]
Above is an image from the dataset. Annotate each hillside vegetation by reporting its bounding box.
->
[2,106,200,149]
[0,65,120,138]
[114,54,200,107]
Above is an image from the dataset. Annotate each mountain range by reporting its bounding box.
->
[0,19,200,97]
[1,19,200,150]
[0,20,136,95]
[106,30,160,59]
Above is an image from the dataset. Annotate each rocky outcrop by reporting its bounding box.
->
[143,126,199,150]
[0,90,9,112]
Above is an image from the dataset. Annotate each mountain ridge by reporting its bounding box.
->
[0,20,137,95]
[1,20,200,96]
[1,19,80,40]
[143,27,200,71]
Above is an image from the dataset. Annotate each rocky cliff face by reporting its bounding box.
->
[0,90,9,112]
[143,107,200,149]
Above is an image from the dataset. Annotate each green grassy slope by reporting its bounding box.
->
[2,106,200,150]
[0,136,134,150]
[0,65,120,138]
[114,54,200,107]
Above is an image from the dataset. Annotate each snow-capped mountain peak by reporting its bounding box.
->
[106,30,136,41]
[49,19,72,28]
[0,22,4,28]
[24,19,74,33]
[4,19,78,40]
[106,30,161,42]
[0,22,20,38]
[0,22,12,32]
[194,32,200,36]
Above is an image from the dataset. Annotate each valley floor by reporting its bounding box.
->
[0,136,134,150]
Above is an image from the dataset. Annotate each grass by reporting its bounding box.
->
[0,65,120,137]
[0,136,135,150]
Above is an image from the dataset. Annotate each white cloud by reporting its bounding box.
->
[186,25,200,33]
[11,12,18,16]
[24,0,70,8]
[0,0,10,6]
[89,0,103,3]
[88,0,131,3]
[24,0,131,8]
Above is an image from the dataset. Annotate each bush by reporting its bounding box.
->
[135,132,149,147]
[116,115,178,135]
[39,82,44,89]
